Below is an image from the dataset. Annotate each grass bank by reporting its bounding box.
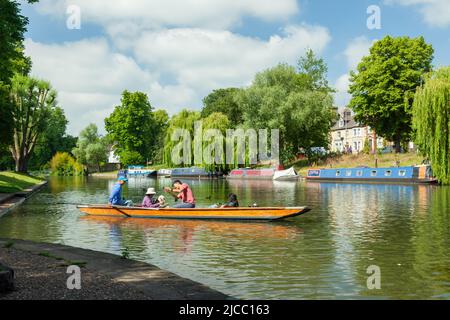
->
[0,172,44,194]
[294,153,425,176]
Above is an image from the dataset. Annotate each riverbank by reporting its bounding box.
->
[0,174,48,219]
[294,152,424,176]
[0,172,44,193]
[0,238,230,300]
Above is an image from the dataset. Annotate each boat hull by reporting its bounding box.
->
[77,205,310,221]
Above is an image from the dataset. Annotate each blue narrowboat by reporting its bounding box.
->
[118,166,157,178]
[170,167,223,179]
[306,165,437,184]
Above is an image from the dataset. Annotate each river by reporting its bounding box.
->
[0,176,448,299]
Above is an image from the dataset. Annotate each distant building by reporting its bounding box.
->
[330,108,384,154]
[108,149,120,164]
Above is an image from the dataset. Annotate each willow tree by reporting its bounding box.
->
[412,67,450,184]
[163,109,201,167]
[9,74,57,172]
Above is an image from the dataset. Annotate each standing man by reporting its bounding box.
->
[164,180,196,208]
[109,177,132,206]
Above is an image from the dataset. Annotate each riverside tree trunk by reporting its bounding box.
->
[371,130,377,154]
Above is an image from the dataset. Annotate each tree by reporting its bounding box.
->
[9,74,57,172]
[412,67,450,184]
[0,0,36,146]
[236,63,336,164]
[202,112,230,172]
[28,107,76,170]
[163,109,201,167]
[298,48,332,92]
[201,88,243,127]
[349,36,434,152]
[151,109,169,163]
[105,91,158,165]
[72,124,107,172]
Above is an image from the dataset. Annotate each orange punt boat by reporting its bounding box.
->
[76,205,311,221]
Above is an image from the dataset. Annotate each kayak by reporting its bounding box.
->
[76,205,311,221]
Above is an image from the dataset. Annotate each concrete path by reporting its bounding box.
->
[0,239,230,300]
[0,181,47,218]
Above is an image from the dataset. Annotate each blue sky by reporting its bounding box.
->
[19,0,450,135]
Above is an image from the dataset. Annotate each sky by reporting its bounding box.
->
[19,0,450,135]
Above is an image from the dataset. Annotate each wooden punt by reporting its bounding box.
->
[76,205,311,221]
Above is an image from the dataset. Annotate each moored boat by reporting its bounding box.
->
[77,205,311,221]
[306,165,437,184]
[227,168,275,180]
[171,167,222,179]
[122,166,157,177]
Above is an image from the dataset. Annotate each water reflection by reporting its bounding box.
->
[0,176,448,299]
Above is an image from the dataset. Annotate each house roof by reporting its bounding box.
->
[331,108,366,131]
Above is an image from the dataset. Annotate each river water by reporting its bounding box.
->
[0,176,448,299]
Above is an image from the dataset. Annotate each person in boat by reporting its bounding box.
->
[163,180,196,208]
[108,177,132,207]
[220,193,239,208]
[141,187,160,208]
[157,195,168,208]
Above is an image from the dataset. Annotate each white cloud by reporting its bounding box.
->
[24,24,331,135]
[343,36,374,71]
[35,0,299,29]
[334,74,351,108]
[333,36,374,107]
[384,0,450,27]
[131,25,331,90]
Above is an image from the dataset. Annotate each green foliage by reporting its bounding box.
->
[412,66,450,184]
[105,91,160,165]
[297,48,332,92]
[151,109,169,163]
[9,74,57,172]
[116,150,144,167]
[28,107,76,170]
[202,112,230,171]
[72,123,107,171]
[163,109,201,167]
[201,88,243,127]
[236,60,336,164]
[349,36,434,151]
[50,152,84,176]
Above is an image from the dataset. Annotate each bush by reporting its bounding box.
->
[50,152,84,176]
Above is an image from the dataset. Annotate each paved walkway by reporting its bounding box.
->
[0,239,230,300]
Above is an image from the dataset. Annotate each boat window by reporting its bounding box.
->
[356,170,363,177]
[385,170,392,177]
[371,170,377,177]
[336,170,341,176]
[345,170,352,177]
[399,170,406,177]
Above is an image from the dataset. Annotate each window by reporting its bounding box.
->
[336,170,341,176]
[385,170,392,177]
[356,170,363,177]
[346,170,352,177]
[371,170,377,177]
[399,170,406,177]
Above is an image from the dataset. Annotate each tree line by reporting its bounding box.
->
[1,1,449,183]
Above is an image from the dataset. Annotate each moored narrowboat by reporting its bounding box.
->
[171,167,223,179]
[306,165,437,184]
[227,168,276,180]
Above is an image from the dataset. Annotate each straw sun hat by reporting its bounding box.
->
[145,187,156,195]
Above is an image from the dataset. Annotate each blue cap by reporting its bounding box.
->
[118,177,128,182]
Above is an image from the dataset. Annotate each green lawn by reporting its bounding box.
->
[0,172,45,193]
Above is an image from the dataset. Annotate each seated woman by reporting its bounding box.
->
[221,193,239,208]
[142,188,160,208]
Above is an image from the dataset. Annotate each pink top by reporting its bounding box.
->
[177,183,195,204]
